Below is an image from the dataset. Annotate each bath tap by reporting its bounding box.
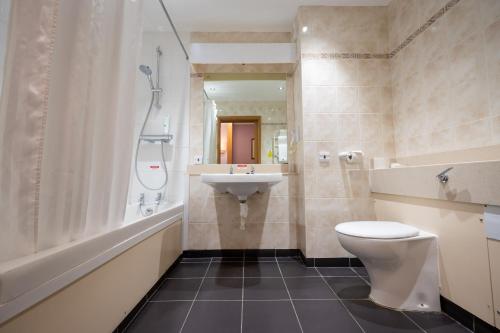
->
[155,192,162,205]
[436,167,453,184]
[139,193,145,206]
[229,165,234,174]
[250,165,255,174]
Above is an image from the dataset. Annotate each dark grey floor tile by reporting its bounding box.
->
[318,267,357,277]
[325,276,370,299]
[206,261,243,277]
[285,277,336,299]
[244,277,289,300]
[352,267,368,276]
[344,300,422,333]
[405,311,471,333]
[151,278,202,301]
[167,263,209,278]
[294,300,363,333]
[212,257,244,262]
[125,301,191,333]
[277,256,303,262]
[244,261,281,277]
[196,278,242,300]
[279,261,319,277]
[245,256,277,262]
[182,301,241,333]
[242,300,302,333]
[181,258,211,263]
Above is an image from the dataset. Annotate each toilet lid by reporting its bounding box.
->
[335,221,419,239]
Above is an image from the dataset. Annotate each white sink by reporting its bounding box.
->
[201,173,283,202]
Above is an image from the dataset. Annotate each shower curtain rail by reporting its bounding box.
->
[158,0,190,60]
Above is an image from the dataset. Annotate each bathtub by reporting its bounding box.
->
[0,202,183,324]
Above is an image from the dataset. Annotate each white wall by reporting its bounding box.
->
[0,0,11,92]
[129,31,190,206]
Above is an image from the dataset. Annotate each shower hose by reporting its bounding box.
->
[134,90,168,191]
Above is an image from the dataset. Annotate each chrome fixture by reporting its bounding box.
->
[157,0,189,60]
[155,192,162,205]
[229,165,234,174]
[139,65,154,89]
[139,193,145,205]
[135,47,169,191]
[154,47,162,108]
[250,165,255,174]
[437,167,453,184]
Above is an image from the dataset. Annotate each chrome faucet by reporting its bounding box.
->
[436,167,453,184]
[139,193,145,206]
[250,165,255,174]
[229,165,234,174]
[155,192,162,205]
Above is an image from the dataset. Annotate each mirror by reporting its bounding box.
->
[203,74,287,164]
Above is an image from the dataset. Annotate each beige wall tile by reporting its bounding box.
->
[388,0,499,157]
[493,116,500,144]
[485,19,500,117]
[303,114,338,141]
[302,86,336,113]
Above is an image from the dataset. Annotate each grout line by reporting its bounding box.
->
[121,268,173,332]
[276,258,304,333]
[315,267,367,333]
[441,312,474,333]
[401,312,427,333]
[241,253,245,333]
[179,257,213,333]
[350,267,371,286]
[165,275,368,280]
[150,298,353,302]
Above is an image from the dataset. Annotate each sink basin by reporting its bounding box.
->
[201,173,283,202]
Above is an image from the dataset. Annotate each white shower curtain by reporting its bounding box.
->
[0,0,143,262]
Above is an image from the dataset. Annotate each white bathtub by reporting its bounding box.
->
[0,202,183,324]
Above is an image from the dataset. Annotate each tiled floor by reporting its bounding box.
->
[123,256,471,333]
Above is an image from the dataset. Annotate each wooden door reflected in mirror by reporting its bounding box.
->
[217,116,261,164]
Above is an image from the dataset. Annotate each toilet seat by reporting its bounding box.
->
[335,221,419,239]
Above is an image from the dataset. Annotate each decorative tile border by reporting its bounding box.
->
[389,0,461,57]
[301,0,461,60]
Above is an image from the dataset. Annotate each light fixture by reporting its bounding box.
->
[302,26,308,33]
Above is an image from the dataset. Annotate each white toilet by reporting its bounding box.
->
[335,221,440,312]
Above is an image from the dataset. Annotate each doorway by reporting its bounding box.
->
[217,116,261,164]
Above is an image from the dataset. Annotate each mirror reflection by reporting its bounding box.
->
[203,75,287,164]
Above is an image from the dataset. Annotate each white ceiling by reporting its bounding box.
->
[143,0,390,33]
[204,80,286,101]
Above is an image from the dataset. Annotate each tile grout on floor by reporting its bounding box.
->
[315,266,367,333]
[178,257,213,333]
[275,256,304,333]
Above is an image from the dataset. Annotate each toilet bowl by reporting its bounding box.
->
[335,221,440,312]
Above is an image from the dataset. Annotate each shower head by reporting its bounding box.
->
[139,64,152,76]
[139,65,155,90]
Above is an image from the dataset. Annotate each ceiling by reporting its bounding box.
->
[204,80,286,101]
[143,0,390,32]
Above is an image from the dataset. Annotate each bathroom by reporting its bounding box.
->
[0,0,499,332]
